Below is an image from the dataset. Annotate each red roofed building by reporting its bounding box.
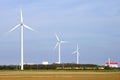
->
[105,62,118,68]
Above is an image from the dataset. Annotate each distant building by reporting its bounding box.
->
[105,62,118,68]
[24,63,34,65]
[55,62,60,64]
[42,61,48,65]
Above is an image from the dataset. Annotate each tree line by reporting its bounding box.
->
[0,63,119,70]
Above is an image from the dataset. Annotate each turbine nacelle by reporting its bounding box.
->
[54,33,67,49]
[20,23,24,26]
[73,44,80,54]
[9,9,35,33]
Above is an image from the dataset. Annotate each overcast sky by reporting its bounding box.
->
[0,0,120,66]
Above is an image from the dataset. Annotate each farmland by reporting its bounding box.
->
[0,70,120,80]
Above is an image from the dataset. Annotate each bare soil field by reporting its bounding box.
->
[0,71,120,80]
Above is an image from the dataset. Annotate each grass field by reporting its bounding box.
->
[0,70,120,80]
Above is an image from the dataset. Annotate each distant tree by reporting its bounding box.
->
[104,66,111,70]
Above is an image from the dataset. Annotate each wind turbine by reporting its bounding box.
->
[55,33,66,64]
[73,44,80,64]
[9,8,35,70]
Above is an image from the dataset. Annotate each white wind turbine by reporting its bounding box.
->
[73,44,80,64]
[9,8,35,70]
[55,33,66,64]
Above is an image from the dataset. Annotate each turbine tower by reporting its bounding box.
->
[108,58,111,67]
[73,44,80,64]
[9,8,35,70]
[55,33,66,64]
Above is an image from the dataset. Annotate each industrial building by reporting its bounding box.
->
[105,62,118,68]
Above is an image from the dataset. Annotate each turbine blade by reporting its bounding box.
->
[55,33,60,41]
[55,42,59,49]
[20,8,23,23]
[23,24,35,31]
[61,41,68,43]
[77,44,79,50]
[9,24,20,32]
[72,51,77,54]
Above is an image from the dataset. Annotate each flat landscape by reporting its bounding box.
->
[0,71,120,80]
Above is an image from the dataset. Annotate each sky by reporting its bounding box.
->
[0,0,120,66]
